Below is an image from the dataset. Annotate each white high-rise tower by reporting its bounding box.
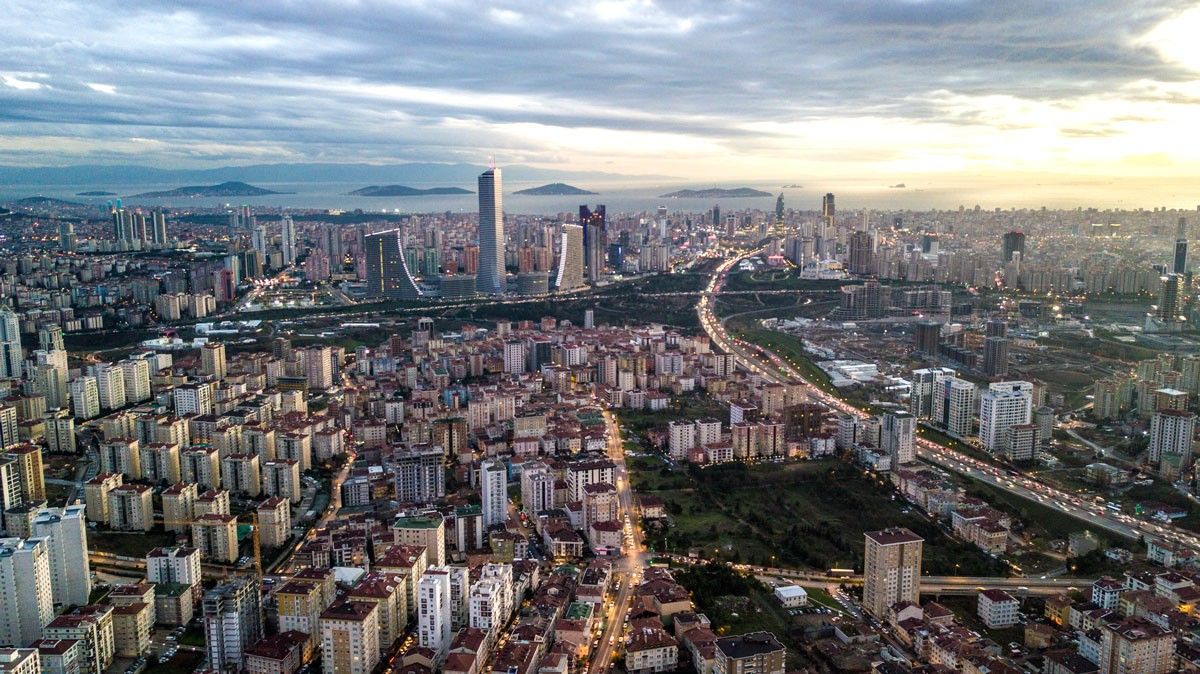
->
[280,215,297,266]
[476,167,505,294]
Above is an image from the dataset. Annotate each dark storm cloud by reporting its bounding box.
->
[0,0,1194,165]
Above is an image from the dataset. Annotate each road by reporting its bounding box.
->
[587,410,651,674]
[696,250,1200,556]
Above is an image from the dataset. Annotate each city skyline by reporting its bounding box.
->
[3,1,1200,204]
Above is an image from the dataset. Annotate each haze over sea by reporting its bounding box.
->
[3,176,1196,215]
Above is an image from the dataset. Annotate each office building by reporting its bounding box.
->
[914,321,942,357]
[475,168,505,295]
[31,506,91,608]
[1175,218,1189,275]
[480,459,507,528]
[580,205,606,283]
[862,527,923,619]
[1001,231,1026,263]
[203,577,263,672]
[1158,273,1185,324]
[364,230,422,300]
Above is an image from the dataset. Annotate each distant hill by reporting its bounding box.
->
[7,196,84,207]
[0,162,675,186]
[348,185,473,197]
[76,190,116,196]
[658,187,773,198]
[514,183,597,196]
[128,181,287,198]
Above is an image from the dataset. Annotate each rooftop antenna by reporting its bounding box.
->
[488,155,496,170]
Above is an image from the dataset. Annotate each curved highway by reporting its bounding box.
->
[697,250,1200,555]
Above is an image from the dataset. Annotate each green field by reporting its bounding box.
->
[89,530,179,558]
[632,458,1006,576]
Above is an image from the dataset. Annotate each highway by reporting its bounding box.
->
[696,250,1200,557]
[587,410,650,674]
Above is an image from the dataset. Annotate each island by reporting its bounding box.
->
[782,184,803,189]
[348,185,473,197]
[9,196,84,207]
[513,183,597,196]
[76,190,117,196]
[128,181,288,198]
[658,187,773,198]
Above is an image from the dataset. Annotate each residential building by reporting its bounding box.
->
[862,527,923,619]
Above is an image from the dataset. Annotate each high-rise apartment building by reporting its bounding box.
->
[417,569,452,655]
[0,538,54,648]
[862,527,923,619]
[280,215,297,266]
[203,577,263,672]
[979,381,1033,452]
[0,310,21,381]
[475,168,505,295]
[31,506,91,608]
[933,376,977,437]
[480,459,507,528]
[553,224,585,291]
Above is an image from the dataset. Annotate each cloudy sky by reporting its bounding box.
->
[4,0,1200,193]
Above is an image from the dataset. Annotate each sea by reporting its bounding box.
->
[0,176,1187,215]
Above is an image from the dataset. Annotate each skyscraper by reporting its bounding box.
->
[476,168,506,294]
[580,205,607,283]
[364,230,422,300]
[1157,273,1185,323]
[848,230,875,275]
[1001,231,1026,263]
[862,528,922,619]
[280,215,297,266]
[553,224,585,291]
[0,309,22,380]
[983,336,1010,378]
[1175,218,1189,275]
[58,222,76,252]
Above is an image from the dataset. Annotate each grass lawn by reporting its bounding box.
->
[43,482,72,508]
[88,530,179,558]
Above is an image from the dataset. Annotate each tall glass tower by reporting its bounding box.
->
[476,168,506,294]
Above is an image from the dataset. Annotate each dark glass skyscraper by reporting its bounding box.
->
[365,229,422,299]
[580,205,606,283]
[1174,217,1188,275]
[1001,231,1026,263]
[476,168,506,294]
